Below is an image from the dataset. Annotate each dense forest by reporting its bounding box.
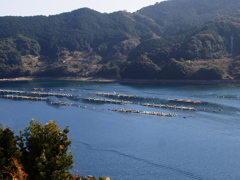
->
[1,0,240,80]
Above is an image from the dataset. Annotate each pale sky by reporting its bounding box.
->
[0,0,165,17]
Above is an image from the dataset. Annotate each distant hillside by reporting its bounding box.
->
[129,15,240,61]
[123,15,240,80]
[1,0,240,59]
[1,0,240,80]
[0,8,160,58]
[138,0,240,36]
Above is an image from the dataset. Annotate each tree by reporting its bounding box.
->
[15,35,41,56]
[18,120,73,180]
[0,125,21,179]
[161,58,189,79]
[97,64,120,78]
[121,55,161,79]
[194,66,226,80]
[2,158,28,180]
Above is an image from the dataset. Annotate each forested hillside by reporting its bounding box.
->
[138,0,240,36]
[125,16,240,79]
[0,0,240,80]
[0,8,160,57]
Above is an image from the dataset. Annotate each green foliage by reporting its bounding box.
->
[0,121,111,180]
[0,125,20,179]
[121,55,160,79]
[9,67,30,78]
[0,35,40,78]
[194,66,226,80]
[97,65,120,78]
[128,38,173,61]
[181,33,226,59]
[138,0,240,36]
[126,15,240,80]
[14,35,41,56]
[0,8,158,59]
[0,65,30,78]
[75,176,111,180]
[161,58,189,79]
[18,120,73,180]
[34,65,76,77]
[99,177,111,180]
[0,35,40,62]
[129,16,239,64]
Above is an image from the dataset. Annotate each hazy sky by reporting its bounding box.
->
[0,0,165,17]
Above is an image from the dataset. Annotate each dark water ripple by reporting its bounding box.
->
[74,140,209,180]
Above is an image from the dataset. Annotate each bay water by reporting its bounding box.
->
[1,80,240,179]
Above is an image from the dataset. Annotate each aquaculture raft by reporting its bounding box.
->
[0,95,48,101]
[32,88,45,91]
[84,98,132,104]
[0,89,26,94]
[51,101,73,106]
[168,99,201,103]
[30,92,74,97]
[111,108,178,117]
[140,103,196,110]
[91,92,137,98]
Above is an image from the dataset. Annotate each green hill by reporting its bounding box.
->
[125,15,240,79]
[137,0,240,36]
[1,0,240,79]
[0,8,160,57]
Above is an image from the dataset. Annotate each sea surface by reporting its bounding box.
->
[1,80,240,180]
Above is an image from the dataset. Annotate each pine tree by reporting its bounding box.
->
[2,157,28,180]
[18,120,74,180]
[0,124,21,179]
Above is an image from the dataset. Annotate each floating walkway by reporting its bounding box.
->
[30,92,74,97]
[168,99,201,103]
[91,92,137,98]
[111,108,178,117]
[0,89,74,98]
[140,103,196,110]
[33,88,45,91]
[0,95,48,101]
[84,98,132,104]
[0,89,26,94]
[50,101,73,106]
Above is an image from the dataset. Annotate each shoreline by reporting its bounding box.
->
[118,79,240,85]
[0,77,117,83]
[1,77,240,85]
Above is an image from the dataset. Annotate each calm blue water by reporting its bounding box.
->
[1,80,240,179]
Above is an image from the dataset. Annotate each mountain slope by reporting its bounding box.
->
[138,0,240,36]
[1,0,240,79]
[0,8,161,58]
[122,15,240,80]
[129,15,240,60]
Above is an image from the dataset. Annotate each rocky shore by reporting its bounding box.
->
[1,77,240,85]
